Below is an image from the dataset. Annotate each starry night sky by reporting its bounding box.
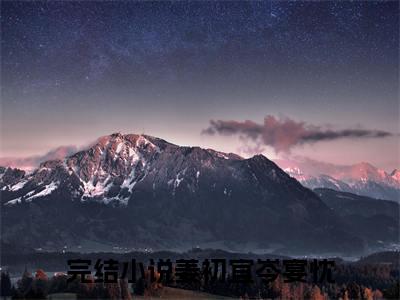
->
[1,1,399,169]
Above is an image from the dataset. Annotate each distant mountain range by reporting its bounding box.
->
[1,133,398,256]
[284,163,399,202]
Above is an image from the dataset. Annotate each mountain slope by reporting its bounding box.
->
[0,133,367,255]
[315,188,399,251]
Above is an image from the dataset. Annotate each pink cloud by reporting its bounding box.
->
[202,115,393,153]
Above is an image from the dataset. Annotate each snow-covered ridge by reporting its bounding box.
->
[391,169,400,182]
[1,133,242,206]
[64,133,160,203]
[5,181,59,206]
[284,163,400,202]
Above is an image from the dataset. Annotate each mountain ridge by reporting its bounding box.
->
[284,162,400,202]
[0,132,366,255]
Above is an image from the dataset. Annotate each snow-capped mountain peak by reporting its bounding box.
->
[283,163,400,202]
[1,133,246,206]
[391,169,400,182]
[284,167,311,182]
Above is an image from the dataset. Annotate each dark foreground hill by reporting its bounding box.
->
[315,188,399,250]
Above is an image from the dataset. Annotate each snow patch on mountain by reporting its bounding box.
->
[81,176,112,198]
[5,197,22,206]
[9,180,28,191]
[26,181,59,201]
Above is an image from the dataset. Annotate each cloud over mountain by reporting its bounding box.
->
[202,115,394,153]
[0,145,78,170]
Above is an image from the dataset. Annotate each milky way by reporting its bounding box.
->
[1,1,398,169]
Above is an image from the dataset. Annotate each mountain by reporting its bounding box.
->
[391,169,400,181]
[284,163,400,202]
[315,188,399,250]
[0,133,369,255]
[0,166,25,188]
